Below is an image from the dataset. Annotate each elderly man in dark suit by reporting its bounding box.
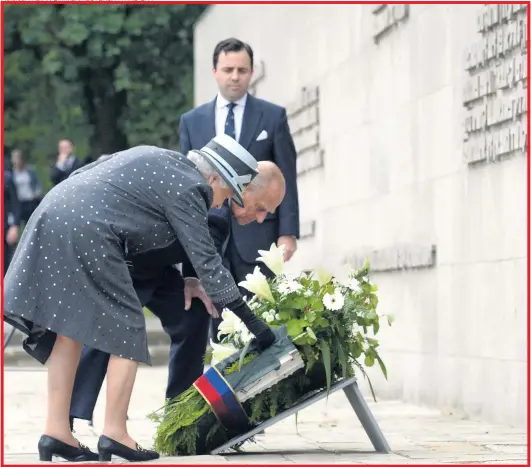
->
[180,37,300,340]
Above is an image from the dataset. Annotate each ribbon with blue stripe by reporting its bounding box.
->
[193,366,250,431]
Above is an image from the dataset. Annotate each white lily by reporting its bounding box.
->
[314,266,333,286]
[256,243,285,276]
[238,266,275,303]
[217,309,241,340]
[210,340,239,365]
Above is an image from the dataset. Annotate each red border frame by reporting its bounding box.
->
[1,2,529,467]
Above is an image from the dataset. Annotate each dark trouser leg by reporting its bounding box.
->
[146,268,211,400]
[4,239,13,276]
[20,200,38,224]
[69,347,110,422]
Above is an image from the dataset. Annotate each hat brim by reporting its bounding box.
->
[195,149,246,207]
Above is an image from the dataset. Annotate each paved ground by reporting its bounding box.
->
[2,365,528,464]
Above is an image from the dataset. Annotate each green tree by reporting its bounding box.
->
[4,4,207,190]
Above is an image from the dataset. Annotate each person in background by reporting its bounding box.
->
[50,139,84,186]
[4,163,21,275]
[179,37,300,342]
[11,149,43,224]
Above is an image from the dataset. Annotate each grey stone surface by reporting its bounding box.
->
[2,366,527,464]
[191,3,527,427]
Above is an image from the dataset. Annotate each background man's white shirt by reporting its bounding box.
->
[215,93,247,142]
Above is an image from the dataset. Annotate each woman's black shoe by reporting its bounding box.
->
[38,434,98,462]
[97,435,160,462]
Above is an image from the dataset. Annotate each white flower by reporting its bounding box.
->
[275,313,281,320]
[210,340,239,365]
[314,266,333,286]
[217,309,240,339]
[247,296,260,310]
[323,290,345,311]
[237,327,253,344]
[277,280,302,295]
[286,281,302,293]
[238,266,275,303]
[256,243,285,276]
[266,315,275,323]
[234,317,248,334]
[346,278,361,293]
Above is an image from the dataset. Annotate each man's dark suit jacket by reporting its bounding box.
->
[4,170,21,233]
[179,94,300,264]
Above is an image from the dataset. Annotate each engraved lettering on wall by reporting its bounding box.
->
[344,244,437,273]
[463,4,528,164]
[286,86,323,175]
[372,4,409,43]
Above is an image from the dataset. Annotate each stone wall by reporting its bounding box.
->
[192,4,528,427]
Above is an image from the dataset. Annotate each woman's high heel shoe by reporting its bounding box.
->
[38,434,99,462]
[97,435,160,462]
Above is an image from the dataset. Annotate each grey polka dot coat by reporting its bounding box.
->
[3,146,241,365]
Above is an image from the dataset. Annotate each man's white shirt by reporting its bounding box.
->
[215,93,248,142]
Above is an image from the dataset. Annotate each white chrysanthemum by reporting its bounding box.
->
[277,280,302,295]
[266,315,275,323]
[276,282,290,295]
[323,290,345,311]
[286,280,302,293]
[275,313,281,320]
[346,278,361,293]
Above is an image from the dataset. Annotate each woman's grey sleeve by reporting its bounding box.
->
[165,186,241,307]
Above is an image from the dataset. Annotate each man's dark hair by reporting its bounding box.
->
[212,38,254,70]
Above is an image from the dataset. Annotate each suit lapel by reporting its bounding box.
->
[199,98,216,145]
[239,95,263,150]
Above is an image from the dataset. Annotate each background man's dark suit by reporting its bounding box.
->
[179,93,300,280]
[4,169,21,275]
[180,93,300,338]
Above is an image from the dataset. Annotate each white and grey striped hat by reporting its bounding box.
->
[196,134,259,207]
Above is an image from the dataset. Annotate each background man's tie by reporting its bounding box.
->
[225,102,236,140]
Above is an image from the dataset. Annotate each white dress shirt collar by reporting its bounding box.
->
[216,92,248,110]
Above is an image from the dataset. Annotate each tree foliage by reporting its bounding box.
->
[4,4,207,189]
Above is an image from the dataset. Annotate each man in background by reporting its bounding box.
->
[50,139,84,185]
[10,149,43,224]
[4,161,21,275]
[179,38,300,340]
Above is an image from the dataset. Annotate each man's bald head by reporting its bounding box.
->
[231,160,286,225]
